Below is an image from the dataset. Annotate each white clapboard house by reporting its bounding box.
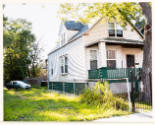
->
[48,18,144,94]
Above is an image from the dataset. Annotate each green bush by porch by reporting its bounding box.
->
[80,81,129,110]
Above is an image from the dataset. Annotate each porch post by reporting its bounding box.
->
[98,42,107,68]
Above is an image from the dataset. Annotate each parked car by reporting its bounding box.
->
[6,81,31,89]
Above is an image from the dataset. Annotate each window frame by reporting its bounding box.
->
[116,23,123,37]
[60,55,68,75]
[51,62,54,76]
[89,49,98,70]
[108,23,115,37]
[108,22,123,37]
[106,50,117,69]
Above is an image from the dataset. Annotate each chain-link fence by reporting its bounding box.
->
[48,82,87,95]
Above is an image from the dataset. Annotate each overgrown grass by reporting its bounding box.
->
[80,82,129,111]
[4,87,130,121]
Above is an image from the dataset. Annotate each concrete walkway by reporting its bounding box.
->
[94,110,153,122]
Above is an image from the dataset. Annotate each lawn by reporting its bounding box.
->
[4,87,130,121]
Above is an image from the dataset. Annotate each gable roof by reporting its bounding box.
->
[48,21,88,55]
[48,18,144,55]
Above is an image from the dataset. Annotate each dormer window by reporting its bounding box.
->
[108,23,123,37]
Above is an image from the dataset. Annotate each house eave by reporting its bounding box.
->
[48,35,83,56]
[85,37,144,48]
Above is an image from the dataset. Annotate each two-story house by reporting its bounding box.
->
[48,18,144,94]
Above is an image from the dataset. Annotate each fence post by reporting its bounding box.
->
[73,83,76,94]
[126,78,132,112]
[130,70,135,112]
[101,67,108,79]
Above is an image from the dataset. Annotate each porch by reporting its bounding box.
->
[88,67,142,80]
[85,38,144,71]
[88,67,142,93]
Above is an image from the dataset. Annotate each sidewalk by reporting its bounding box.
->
[94,110,153,122]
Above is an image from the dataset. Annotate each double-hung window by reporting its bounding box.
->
[51,62,54,76]
[108,23,115,37]
[108,23,123,37]
[60,55,68,74]
[90,50,98,70]
[106,50,116,68]
[116,23,123,37]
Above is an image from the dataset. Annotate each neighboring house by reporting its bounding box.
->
[48,18,144,94]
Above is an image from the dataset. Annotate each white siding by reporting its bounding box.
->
[106,45,143,68]
[66,30,78,41]
[48,37,88,83]
[83,18,108,45]
[83,19,142,47]
[48,18,143,84]
[122,47,143,68]
[58,24,78,47]
[123,24,142,41]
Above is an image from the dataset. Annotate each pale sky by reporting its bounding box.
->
[4,3,61,60]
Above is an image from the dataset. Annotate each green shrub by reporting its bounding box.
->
[80,81,129,111]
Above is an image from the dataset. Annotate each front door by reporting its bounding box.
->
[126,55,135,68]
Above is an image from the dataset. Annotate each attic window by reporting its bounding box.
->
[108,23,123,37]
[116,23,123,37]
[108,23,115,37]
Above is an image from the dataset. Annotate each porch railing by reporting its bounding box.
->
[88,67,142,80]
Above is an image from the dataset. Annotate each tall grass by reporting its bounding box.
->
[80,81,129,110]
[4,86,130,121]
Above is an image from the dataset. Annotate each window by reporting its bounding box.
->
[65,56,68,73]
[60,55,68,74]
[116,23,123,37]
[108,23,123,37]
[51,62,54,76]
[108,23,115,37]
[90,50,97,70]
[106,50,116,68]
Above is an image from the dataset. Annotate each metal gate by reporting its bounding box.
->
[130,69,152,112]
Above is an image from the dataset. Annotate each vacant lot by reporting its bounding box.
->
[4,87,130,121]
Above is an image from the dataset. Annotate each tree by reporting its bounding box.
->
[3,17,36,82]
[29,42,43,77]
[58,2,152,101]
[139,3,152,101]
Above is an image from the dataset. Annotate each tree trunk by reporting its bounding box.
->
[139,2,152,102]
